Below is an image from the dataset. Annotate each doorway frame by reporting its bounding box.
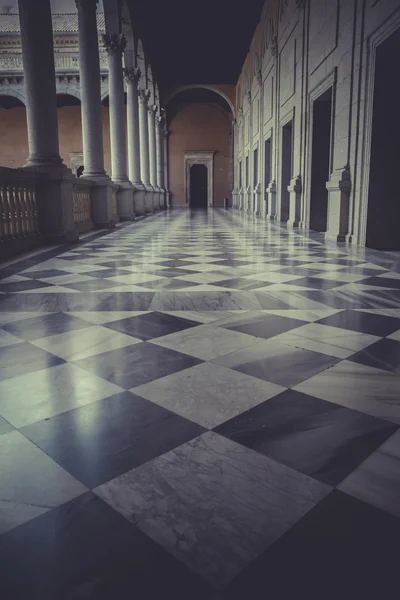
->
[184,151,215,207]
[355,14,400,246]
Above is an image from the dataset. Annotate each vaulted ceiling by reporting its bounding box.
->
[127,0,265,86]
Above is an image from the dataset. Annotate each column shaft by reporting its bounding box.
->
[76,0,106,177]
[147,105,158,188]
[138,89,151,186]
[18,0,62,166]
[125,68,142,184]
[103,33,128,183]
[156,116,164,189]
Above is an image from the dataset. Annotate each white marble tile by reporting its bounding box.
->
[177,272,231,284]
[0,363,123,428]
[107,273,168,284]
[150,323,257,360]
[95,431,329,587]
[338,430,400,518]
[0,330,24,348]
[0,430,87,534]
[313,272,367,282]
[255,309,342,322]
[294,360,400,424]
[376,271,400,280]
[149,290,265,311]
[388,329,400,341]
[244,273,302,283]
[38,273,95,285]
[356,262,388,271]
[32,326,142,361]
[271,322,380,358]
[0,275,31,284]
[161,310,241,323]
[18,286,81,293]
[132,363,284,429]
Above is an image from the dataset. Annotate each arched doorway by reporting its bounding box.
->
[165,87,234,208]
[0,94,28,168]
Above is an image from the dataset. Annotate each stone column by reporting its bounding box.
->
[124,67,145,216]
[163,127,171,208]
[18,0,77,242]
[103,33,134,220]
[325,166,351,242]
[287,175,302,228]
[76,0,114,227]
[156,114,164,209]
[148,104,159,210]
[138,88,153,213]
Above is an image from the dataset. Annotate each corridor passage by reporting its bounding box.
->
[1,209,400,598]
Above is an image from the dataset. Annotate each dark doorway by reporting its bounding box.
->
[264,137,272,212]
[310,88,332,232]
[366,28,400,250]
[281,120,293,222]
[190,164,208,208]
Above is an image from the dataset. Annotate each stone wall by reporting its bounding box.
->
[168,103,231,207]
[0,105,112,174]
[234,0,400,247]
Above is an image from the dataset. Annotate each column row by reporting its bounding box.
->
[17,0,169,242]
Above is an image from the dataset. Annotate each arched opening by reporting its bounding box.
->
[166,87,233,208]
[0,94,28,167]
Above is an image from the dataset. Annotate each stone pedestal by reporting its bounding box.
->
[266,180,278,220]
[287,175,302,228]
[134,183,146,216]
[238,187,244,210]
[245,186,252,213]
[117,181,135,221]
[262,187,268,219]
[325,166,351,243]
[144,185,154,214]
[253,184,261,216]
[86,178,115,229]
[35,167,78,243]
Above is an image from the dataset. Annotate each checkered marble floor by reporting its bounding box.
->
[1,209,400,599]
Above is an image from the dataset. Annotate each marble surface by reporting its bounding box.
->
[0,363,123,428]
[271,322,380,358]
[0,431,86,534]
[95,431,330,587]
[339,429,400,518]
[295,360,400,424]
[150,323,257,360]
[133,362,284,428]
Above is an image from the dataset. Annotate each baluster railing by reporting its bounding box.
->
[0,167,40,244]
[72,181,93,232]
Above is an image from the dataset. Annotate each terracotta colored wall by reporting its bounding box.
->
[0,105,112,173]
[168,103,231,206]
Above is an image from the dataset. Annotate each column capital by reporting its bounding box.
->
[148,104,158,115]
[138,88,151,103]
[255,69,262,87]
[163,128,170,138]
[123,66,141,85]
[102,33,126,55]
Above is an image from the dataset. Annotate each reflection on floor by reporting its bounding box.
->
[1,209,400,599]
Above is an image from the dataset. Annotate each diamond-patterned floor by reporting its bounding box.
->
[1,209,400,599]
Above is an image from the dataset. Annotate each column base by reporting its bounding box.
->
[133,183,146,216]
[144,185,154,213]
[325,232,348,243]
[25,164,78,242]
[115,180,135,221]
[82,176,116,228]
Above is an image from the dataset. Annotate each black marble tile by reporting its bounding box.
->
[0,291,154,312]
[150,267,196,278]
[215,390,397,486]
[106,311,199,341]
[362,276,400,289]
[134,278,201,290]
[2,312,91,341]
[0,492,212,600]
[75,342,202,388]
[224,314,307,339]
[348,338,400,374]
[231,347,339,387]
[212,278,273,290]
[21,391,205,488]
[0,415,14,435]
[156,259,196,268]
[287,276,348,290]
[21,269,72,280]
[316,309,400,336]
[0,279,54,293]
[56,254,98,261]
[215,260,254,267]
[0,342,64,380]
[221,491,400,600]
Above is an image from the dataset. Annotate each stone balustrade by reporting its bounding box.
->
[72,179,93,232]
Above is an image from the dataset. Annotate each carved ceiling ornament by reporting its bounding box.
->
[255,69,262,86]
[263,14,275,57]
[102,33,126,54]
